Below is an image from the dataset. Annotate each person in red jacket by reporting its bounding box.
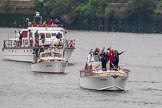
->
[108,48,115,69]
[48,19,53,26]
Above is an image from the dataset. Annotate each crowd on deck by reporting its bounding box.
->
[87,47,125,71]
[27,18,61,27]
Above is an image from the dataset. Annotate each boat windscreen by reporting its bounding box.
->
[41,53,52,57]
[53,52,61,57]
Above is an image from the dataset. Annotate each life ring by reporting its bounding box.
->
[112,26,117,32]
[99,25,104,31]
[153,27,158,33]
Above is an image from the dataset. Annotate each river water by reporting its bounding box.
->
[0,28,162,108]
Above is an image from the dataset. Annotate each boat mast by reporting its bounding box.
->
[34,12,42,25]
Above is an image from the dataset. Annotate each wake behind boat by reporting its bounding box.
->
[79,48,130,91]
[31,50,68,73]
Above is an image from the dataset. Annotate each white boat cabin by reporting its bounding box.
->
[39,51,66,62]
[3,27,66,48]
[21,27,65,46]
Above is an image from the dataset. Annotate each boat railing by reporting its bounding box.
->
[92,71,128,77]
[80,68,128,77]
[3,39,32,48]
[80,69,93,77]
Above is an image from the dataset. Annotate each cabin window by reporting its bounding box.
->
[37,33,41,38]
[42,53,52,57]
[54,53,61,57]
[52,33,56,36]
[8,40,12,47]
[40,33,45,38]
[46,33,51,38]
[22,31,28,38]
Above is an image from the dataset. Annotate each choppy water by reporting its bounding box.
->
[0,28,162,108]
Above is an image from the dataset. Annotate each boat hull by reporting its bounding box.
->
[2,47,74,62]
[31,61,67,73]
[80,75,128,91]
[2,48,33,62]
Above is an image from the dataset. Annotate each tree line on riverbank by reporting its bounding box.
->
[1,0,162,33]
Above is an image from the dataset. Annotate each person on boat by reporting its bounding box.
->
[105,48,111,69]
[94,48,100,62]
[30,39,33,47]
[34,30,39,47]
[28,22,32,27]
[36,22,41,27]
[113,50,125,69]
[108,48,116,70]
[29,30,32,38]
[29,30,33,47]
[33,46,40,63]
[56,32,63,46]
[69,39,75,47]
[31,21,35,27]
[48,19,53,26]
[42,21,47,27]
[33,45,45,62]
[34,30,39,39]
[35,38,39,47]
[87,49,94,63]
[56,32,62,39]
[53,18,60,26]
[100,47,108,71]
[53,37,59,46]
[65,40,69,47]
[18,31,22,46]
[39,45,45,53]
[47,44,53,52]
[52,45,59,53]
[40,33,45,45]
